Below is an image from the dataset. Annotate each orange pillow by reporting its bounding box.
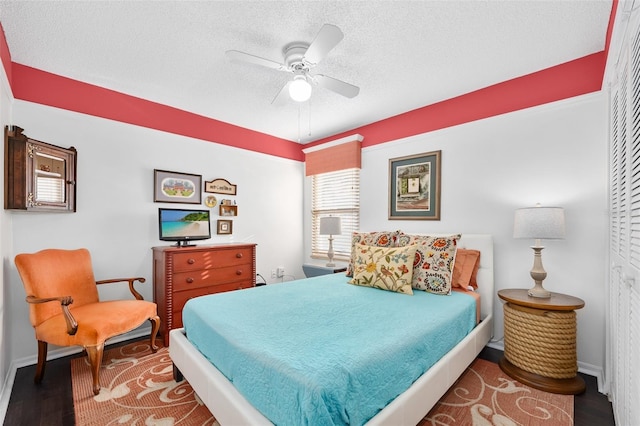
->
[452,249,480,289]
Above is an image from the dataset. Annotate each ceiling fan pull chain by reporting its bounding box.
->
[297,104,301,143]
[308,99,312,138]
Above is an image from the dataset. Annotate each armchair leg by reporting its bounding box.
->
[34,340,48,384]
[149,315,160,353]
[85,343,104,395]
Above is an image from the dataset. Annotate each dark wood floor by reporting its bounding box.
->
[3,341,615,425]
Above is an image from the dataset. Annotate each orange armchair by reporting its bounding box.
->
[15,248,160,395]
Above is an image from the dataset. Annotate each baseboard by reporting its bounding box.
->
[0,327,150,423]
[577,360,607,395]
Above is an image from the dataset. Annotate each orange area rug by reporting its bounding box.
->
[421,358,573,425]
[72,342,572,425]
[71,341,216,425]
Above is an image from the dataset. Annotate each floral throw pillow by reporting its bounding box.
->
[348,244,417,295]
[346,231,400,277]
[399,234,461,294]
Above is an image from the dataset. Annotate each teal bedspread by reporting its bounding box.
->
[183,273,476,426]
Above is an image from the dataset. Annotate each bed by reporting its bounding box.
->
[170,234,494,425]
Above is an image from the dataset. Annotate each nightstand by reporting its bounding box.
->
[302,263,347,278]
[498,289,585,395]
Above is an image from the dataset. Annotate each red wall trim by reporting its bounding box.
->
[11,63,304,161]
[605,0,619,67]
[0,22,12,87]
[308,52,606,149]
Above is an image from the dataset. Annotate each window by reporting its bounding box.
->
[311,168,359,261]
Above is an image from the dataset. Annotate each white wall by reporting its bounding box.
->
[306,92,608,373]
[0,55,13,416]
[5,100,305,362]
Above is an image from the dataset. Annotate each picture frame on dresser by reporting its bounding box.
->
[154,169,202,204]
[388,150,441,220]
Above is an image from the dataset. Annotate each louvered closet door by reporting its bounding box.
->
[608,9,640,426]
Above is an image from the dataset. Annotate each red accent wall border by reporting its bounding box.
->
[0,22,12,86]
[0,0,616,160]
[11,63,304,161]
[308,52,607,149]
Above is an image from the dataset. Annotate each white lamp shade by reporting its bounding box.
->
[289,76,312,102]
[513,206,565,239]
[319,216,341,235]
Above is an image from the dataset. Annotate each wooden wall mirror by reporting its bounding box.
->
[4,126,77,212]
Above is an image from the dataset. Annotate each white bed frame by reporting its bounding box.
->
[170,234,494,425]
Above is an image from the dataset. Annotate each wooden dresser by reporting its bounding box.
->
[152,243,256,345]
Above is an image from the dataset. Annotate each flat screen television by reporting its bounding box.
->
[158,208,211,247]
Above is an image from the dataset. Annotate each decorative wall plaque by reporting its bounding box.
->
[205,178,237,195]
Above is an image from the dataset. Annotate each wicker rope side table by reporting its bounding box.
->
[498,289,586,395]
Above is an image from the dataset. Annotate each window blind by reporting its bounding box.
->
[311,168,359,261]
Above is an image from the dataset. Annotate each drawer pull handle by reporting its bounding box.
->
[187,258,195,265]
[236,253,243,259]
[236,270,242,275]
[186,277,194,284]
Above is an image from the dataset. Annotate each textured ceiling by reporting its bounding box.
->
[0,1,612,143]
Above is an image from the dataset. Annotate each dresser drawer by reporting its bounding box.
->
[172,248,253,272]
[172,263,253,291]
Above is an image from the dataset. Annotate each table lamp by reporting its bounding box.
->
[319,216,341,267]
[513,205,566,298]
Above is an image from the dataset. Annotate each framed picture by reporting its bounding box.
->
[220,205,238,216]
[389,150,441,220]
[154,169,202,204]
[217,219,233,235]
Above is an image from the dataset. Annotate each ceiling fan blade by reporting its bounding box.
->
[314,74,360,98]
[271,81,292,105]
[303,24,344,65]
[226,50,286,71]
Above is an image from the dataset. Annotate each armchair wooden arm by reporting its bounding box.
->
[25,295,78,336]
[95,277,146,300]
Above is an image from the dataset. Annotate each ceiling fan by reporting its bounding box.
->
[226,24,360,103]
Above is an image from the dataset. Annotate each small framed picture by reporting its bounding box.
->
[154,169,202,204]
[220,205,238,216]
[217,219,233,235]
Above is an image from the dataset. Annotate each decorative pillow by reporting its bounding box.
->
[346,230,400,277]
[452,249,481,289]
[398,234,461,294]
[469,253,481,288]
[348,244,417,295]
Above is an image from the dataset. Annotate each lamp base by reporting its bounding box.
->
[527,283,551,298]
[326,236,335,269]
[528,246,551,298]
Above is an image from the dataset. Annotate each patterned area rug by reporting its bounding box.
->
[421,358,574,426]
[71,341,216,425]
[72,342,572,425]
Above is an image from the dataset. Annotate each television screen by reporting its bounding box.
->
[158,208,211,247]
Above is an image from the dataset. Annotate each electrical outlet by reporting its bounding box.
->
[271,269,277,279]
[277,267,285,278]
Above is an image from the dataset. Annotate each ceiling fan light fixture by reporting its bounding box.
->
[289,75,312,102]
